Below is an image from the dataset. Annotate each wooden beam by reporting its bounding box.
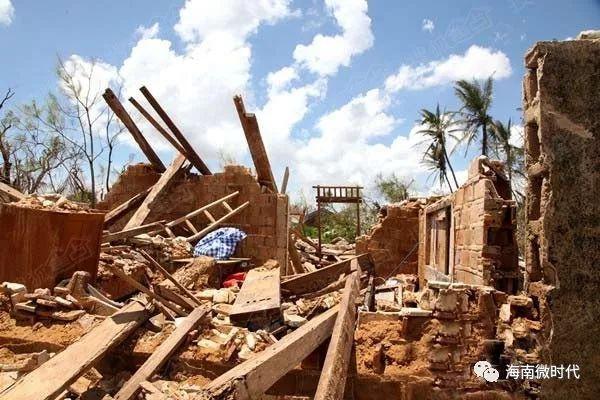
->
[128,97,189,158]
[140,250,202,307]
[124,153,186,230]
[281,254,368,296]
[105,264,187,317]
[102,89,165,173]
[139,86,211,175]
[233,95,277,192]
[202,305,339,400]
[101,221,165,243]
[314,262,361,400]
[165,192,239,228]
[2,301,150,400]
[103,188,151,228]
[185,201,250,242]
[113,305,209,400]
[0,181,25,201]
[229,268,281,326]
[280,166,289,194]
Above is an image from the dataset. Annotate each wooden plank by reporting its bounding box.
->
[113,305,209,400]
[124,153,186,230]
[101,221,165,243]
[314,262,361,400]
[203,209,216,223]
[2,301,150,400]
[0,181,25,201]
[128,97,189,157]
[233,95,277,192]
[185,201,250,242]
[140,250,202,307]
[139,86,211,175]
[229,267,281,326]
[103,188,151,228]
[280,166,289,194]
[202,305,339,400]
[104,264,187,317]
[281,254,368,296]
[102,89,165,173]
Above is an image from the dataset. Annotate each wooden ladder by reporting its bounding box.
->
[160,191,250,242]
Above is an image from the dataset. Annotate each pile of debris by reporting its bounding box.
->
[13,194,90,213]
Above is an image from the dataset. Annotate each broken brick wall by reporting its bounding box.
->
[356,200,427,277]
[523,39,600,399]
[99,164,288,268]
[419,157,519,291]
[353,282,529,399]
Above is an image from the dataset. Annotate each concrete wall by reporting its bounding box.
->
[419,157,519,291]
[99,164,288,269]
[523,39,600,399]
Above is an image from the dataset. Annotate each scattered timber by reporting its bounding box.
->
[202,305,339,400]
[113,305,209,400]
[1,301,150,400]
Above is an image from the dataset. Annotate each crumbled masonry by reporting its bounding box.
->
[0,36,598,399]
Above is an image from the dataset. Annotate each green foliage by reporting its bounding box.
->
[453,77,495,156]
[374,173,414,203]
[310,203,378,244]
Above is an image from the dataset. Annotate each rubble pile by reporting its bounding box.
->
[13,194,91,213]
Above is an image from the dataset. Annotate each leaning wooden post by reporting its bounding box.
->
[314,261,361,400]
[139,86,211,175]
[233,95,278,192]
[102,89,166,173]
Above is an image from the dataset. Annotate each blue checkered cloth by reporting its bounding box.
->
[193,227,247,260]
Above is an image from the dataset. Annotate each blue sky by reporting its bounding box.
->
[1,0,598,200]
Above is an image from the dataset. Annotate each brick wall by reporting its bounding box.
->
[419,157,519,291]
[99,164,288,268]
[356,200,428,277]
[523,39,600,399]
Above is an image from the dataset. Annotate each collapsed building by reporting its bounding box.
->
[0,36,598,400]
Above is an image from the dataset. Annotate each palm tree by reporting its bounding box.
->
[422,141,454,192]
[454,77,495,156]
[490,118,525,199]
[417,104,459,190]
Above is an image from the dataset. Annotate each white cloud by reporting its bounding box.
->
[292,89,428,192]
[293,0,373,76]
[0,0,14,26]
[422,18,434,33]
[66,0,297,166]
[509,123,524,148]
[385,45,512,92]
[266,66,299,95]
[135,23,160,40]
[174,0,294,45]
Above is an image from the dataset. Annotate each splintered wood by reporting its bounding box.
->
[230,267,281,326]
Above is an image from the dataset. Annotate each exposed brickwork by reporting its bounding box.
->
[419,157,519,292]
[354,283,529,399]
[356,200,426,277]
[523,39,600,399]
[99,164,288,268]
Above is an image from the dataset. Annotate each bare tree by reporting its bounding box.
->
[0,88,16,184]
[20,58,124,206]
